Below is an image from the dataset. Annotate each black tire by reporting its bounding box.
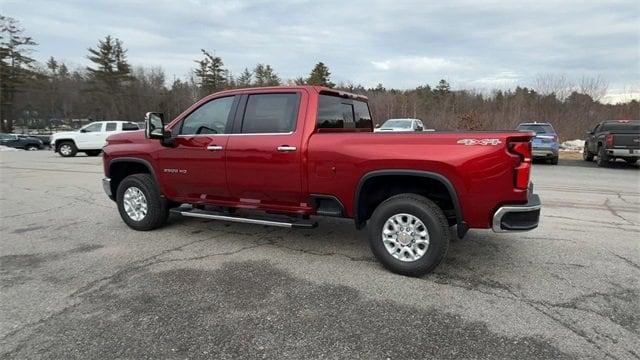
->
[368,194,450,277]
[85,150,101,156]
[57,141,77,157]
[596,147,610,167]
[624,158,638,165]
[25,144,39,151]
[116,173,169,231]
[550,156,559,165]
[583,144,594,161]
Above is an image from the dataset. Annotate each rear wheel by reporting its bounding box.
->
[596,147,610,167]
[25,144,39,151]
[58,142,77,157]
[583,144,594,161]
[116,173,169,231]
[624,158,638,165]
[368,194,449,276]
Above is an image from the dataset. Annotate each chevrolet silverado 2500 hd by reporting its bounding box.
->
[101,86,541,276]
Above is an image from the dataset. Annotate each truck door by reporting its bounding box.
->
[225,91,305,208]
[77,122,104,149]
[156,95,238,202]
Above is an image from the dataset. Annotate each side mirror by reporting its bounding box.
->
[80,128,87,133]
[145,112,174,147]
[416,126,423,131]
[145,112,166,139]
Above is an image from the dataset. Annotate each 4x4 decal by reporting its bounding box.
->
[457,138,502,146]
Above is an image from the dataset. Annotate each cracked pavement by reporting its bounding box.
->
[1,152,639,359]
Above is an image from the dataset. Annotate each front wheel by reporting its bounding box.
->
[25,144,39,151]
[368,194,450,276]
[57,142,77,157]
[550,156,559,165]
[583,144,594,161]
[116,173,169,231]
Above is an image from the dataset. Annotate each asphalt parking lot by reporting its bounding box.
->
[1,151,639,359]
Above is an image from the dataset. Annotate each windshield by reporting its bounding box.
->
[382,120,412,129]
[517,124,555,134]
[601,122,640,132]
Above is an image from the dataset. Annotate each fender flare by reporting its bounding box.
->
[109,157,161,194]
[353,169,468,238]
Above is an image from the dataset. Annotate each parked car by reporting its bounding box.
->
[516,122,559,165]
[0,133,44,150]
[101,86,540,277]
[51,121,140,157]
[583,120,640,167]
[374,118,431,132]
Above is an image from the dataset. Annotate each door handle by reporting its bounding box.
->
[207,145,223,151]
[277,145,297,152]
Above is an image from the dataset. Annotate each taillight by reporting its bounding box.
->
[606,134,614,147]
[509,141,531,190]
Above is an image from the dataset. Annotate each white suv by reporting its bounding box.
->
[51,121,140,157]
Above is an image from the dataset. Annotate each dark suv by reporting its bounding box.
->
[0,133,44,150]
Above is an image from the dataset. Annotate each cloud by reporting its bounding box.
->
[371,56,468,72]
[1,0,637,98]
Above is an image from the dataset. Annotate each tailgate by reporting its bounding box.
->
[613,133,640,148]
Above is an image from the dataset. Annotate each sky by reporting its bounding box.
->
[2,0,639,102]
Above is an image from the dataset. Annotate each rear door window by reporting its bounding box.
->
[241,93,300,134]
[105,122,117,131]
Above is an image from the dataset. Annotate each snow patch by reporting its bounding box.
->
[560,139,585,152]
[0,145,23,152]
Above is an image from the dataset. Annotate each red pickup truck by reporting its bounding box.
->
[102,86,540,276]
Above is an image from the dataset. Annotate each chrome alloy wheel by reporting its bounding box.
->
[382,213,430,262]
[59,144,72,156]
[123,186,148,221]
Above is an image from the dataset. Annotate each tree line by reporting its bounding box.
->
[1,16,637,139]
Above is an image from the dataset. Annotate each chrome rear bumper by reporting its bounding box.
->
[492,191,541,233]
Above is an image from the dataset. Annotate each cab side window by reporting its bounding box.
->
[180,96,235,135]
[105,122,117,131]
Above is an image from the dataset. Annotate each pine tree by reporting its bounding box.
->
[193,49,227,95]
[86,36,132,119]
[87,36,132,90]
[253,64,281,86]
[435,79,450,96]
[306,62,334,87]
[0,15,37,132]
[236,68,253,88]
